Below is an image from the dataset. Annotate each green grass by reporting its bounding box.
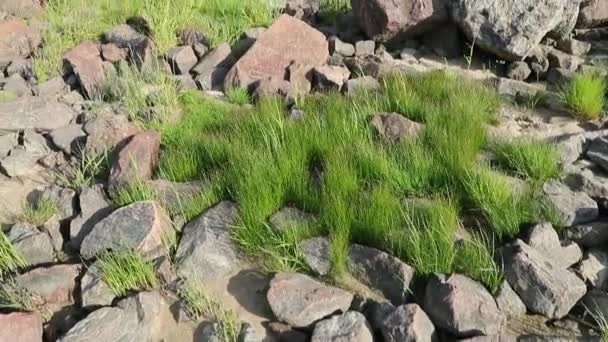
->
[560,72,606,120]
[56,151,110,190]
[97,250,158,297]
[111,179,157,208]
[319,0,351,21]
[454,233,503,294]
[224,87,250,105]
[0,231,27,280]
[588,306,608,342]
[0,280,34,311]
[492,139,561,182]
[20,198,57,226]
[178,280,240,341]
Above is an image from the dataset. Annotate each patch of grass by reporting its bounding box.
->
[56,152,110,190]
[21,198,57,227]
[319,0,351,21]
[560,72,606,120]
[587,306,608,342]
[111,180,157,208]
[454,233,503,294]
[224,86,250,105]
[0,280,34,311]
[178,280,240,342]
[0,90,18,103]
[0,231,27,279]
[493,139,560,182]
[97,250,158,297]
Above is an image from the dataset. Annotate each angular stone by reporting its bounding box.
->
[355,40,375,57]
[8,223,54,266]
[192,43,233,76]
[1,147,40,177]
[6,57,33,80]
[80,261,115,307]
[37,185,76,222]
[63,41,105,98]
[547,48,582,72]
[576,249,608,290]
[556,38,591,56]
[41,217,63,254]
[194,66,229,91]
[225,15,328,90]
[171,75,197,91]
[80,201,174,259]
[17,264,80,315]
[344,76,381,96]
[35,77,67,97]
[313,65,350,91]
[567,221,608,248]
[0,97,75,131]
[329,37,355,57]
[501,239,587,319]
[0,132,16,158]
[49,125,87,155]
[100,43,127,63]
[0,19,40,68]
[548,0,582,40]
[348,244,414,305]
[379,304,437,342]
[0,312,43,342]
[546,67,575,86]
[0,0,43,18]
[252,77,293,99]
[175,201,242,282]
[370,112,423,142]
[577,0,608,28]
[69,184,112,250]
[542,180,598,226]
[269,206,316,231]
[103,24,153,66]
[311,311,373,342]
[522,222,581,268]
[495,281,526,318]
[267,272,353,328]
[4,73,30,97]
[108,130,160,190]
[300,236,331,276]
[167,46,198,75]
[506,62,531,81]
[83,113,141,156]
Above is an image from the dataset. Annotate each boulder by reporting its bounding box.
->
[69,184,112,250]
[0,19,40,68]
[100,43,127,63]
[542,180,598,226]
[495,281,526,318]
[0,312,43,342]
[167,46,198,75]
[8,223,54,266]
[450,0,568,61]
[506,62,531,81]
[267,272,353,328]
[300,236,331,276]
[556,38,591,56]
[0,97,75,132]
[329,37,355,57]
[501,240,587,319]
[313,65,350,91]
[16,264,80,315]
[49,125,87,155]
[424,274,505,337]
[80,201,174,259]
[370,112,423,142]
[63,41,105,98]
[351,0,447,43]
[108,130,160,190]
[225,15,328,90]
[379,304,437,342]
[83,113,141,156]
[194,67,229,91]
[191,43,233,76]
[546,67,575,86]
[80,261,115,307]
[522,222,582,268]
[567,220,608,248]
[103,24,154,66]
[546,48,582,72]
[577,0,608,28]
[311,311,373,342]
[575,249,608,290]
[548,0,582,40]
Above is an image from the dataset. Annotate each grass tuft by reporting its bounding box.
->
[492,138,560,182]
[0,280,34,311]
[56,152,110,190]
[454,233,503,294]
[0,231,28,280]
[20,198,57,227]
[224,87,250,106]
[111,180,157,208]
[98,250,158,297]
[560,72,606,120]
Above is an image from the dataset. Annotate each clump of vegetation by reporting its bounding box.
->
[560,72,606,120]
[98,250,158,297]
[588,307,608,342]
[111,179,157,208]
[0,281,34,311]
[178,280,240,342]
[319,0,351,21]
[0,231,27,279]
[224,87,250,105]
[454,233,503,294]
[57,151,110,190]
[493,139,560,182]
[21,198,57,226]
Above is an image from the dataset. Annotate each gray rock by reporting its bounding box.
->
[522,222,581,268]
[450,0,568,61]
[22,129,50,157]
[300,236,331,276]
[567,221,608,248]
[370,112,423,142]
[49,125,87,155]
[575,249,608,290]
[69,184,112,250]
[355,40,375,57]
[41,217,63,253]
[194,67,229,91]
[104,24,154,66]
[192,43,233,76]
[167,46,198,75]
[80,261,115,307]
[344,76,381,96]
[238,323,262,342]
[267,272,353,328]
[175,201,242,282]
[506,62,531,81]
[16,264,80,314]
[495,281,526,318]
[552,130,608,165]
[0,96,75,131]
[546,67,575,86]
[492,77,544,101]
[501,239,587,319]
[548,0,582,40]
[313,65,350,91]
[424,273,505,337]
[37,185,76,222]
[6,58,33,80]
[171,75,197,91]
[311,311,373,342]
[3,73,30,97]
[542,180,598,226]
[266,322,308,342]
[80,201,175,259]
[556,38,591,56]
[0,147,40,177]
[0,132,16,158]
[329,37,355,57]
[587,136,608,172]
[35,77,67,97]
[379,304,437,342]
[577,0,608,29]
[348,244,414,305]
[547,48,582,72]
[83,113,140,156]
[8,223,55,266]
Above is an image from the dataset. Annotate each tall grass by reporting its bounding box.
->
[493,139,560,182]
[560,72,606,120]
[0,231,27,280]
[20,198,57,227]
[98,250,158,297]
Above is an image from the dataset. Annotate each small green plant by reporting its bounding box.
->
[453,233,503,294]
[178,280,240,341]
[560,72,606,120]
[0,90,17,103]
[0,231,27,279]
[98,250,158,297]
[225,87,250,105]
[493,139,560,182]
[0,280,34,311]
[319,0,351,21]
[57,152,110,189]
[586,306,608,342]
[21,198,57,226]
[111,180,157,208]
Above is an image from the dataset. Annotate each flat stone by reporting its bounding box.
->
[80,201,175,259]
[8,222,55,266]
[16,264,80,316]
[63,41,105,98]
[35,77,67,97]
[267,272,353,328]
[547,48,582,72]
[167,46,198,75]
[80,261,115,307]
[311,311,373,342]
[69,184,112,250]
[556,38,591,56]
[300,236,331,276]
[370,112,423,142]
[191,43,233,76]
[495,281,526,318]
[575,249,608,290]
[0,312,43,342]
[542,180,598,226]
[344,76,381,96]
[49,125,87,155]
[83,113,141,156]
[313,65,350,91]
[567,221,608,247]
[100,43,127,63]
[379,304,437,342]
[194,66,229,91]
[0,97,75,131]
[108,130,160,190]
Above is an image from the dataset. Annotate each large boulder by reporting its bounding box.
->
[311,311,373,342]
[351,0,447,43]
[224,15,328,90]
[450,0,569,61]
[108,130,160,190]
[548,0,582,40]
[522,222,581,268]
[577,0,608,28]
[63,41,105,99]
[0,312,43,342]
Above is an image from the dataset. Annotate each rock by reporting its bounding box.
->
[542,180,598,226]
[351,0,447,43]
[6,57,33,80]
[100,43,127,63]
[506,62,531,81]
[175,201,242,282]
[522,222,581,268]
[80,261,115,307]
[41,217,63,253]
[8,223,54,266]
[269,206,316,231]
[225,15,328,90]
[103,24,153,66]
[287,62,313,96]
[0,0,42,18]
[4,73,30,97]
[501,239,587,319]
[300,236,331,276]
[0,312,43,342]
[60,291,176,342]
[63,41,105,98]
[49,125,87,155]
[548,0,582,40]
[192,43,233,76]
[194,66,229,91]
[313,65,350,91]
[576,249,608,290]
[1,147,40,177]
[35,77,67,97]
[329,37,355,57]
[546,67,575,86]
[108,130,160,190]
[495,281,526,318]
[171,75,197,91]
[492,77,544,101]
[421,23,463,59]
[80,201,174,259]
[252,77,293,99]
[552,130,608,165]
[379,304,437,342]
[69,184,112,250]
[587,136,608,172]
[344,76,381,96]
[267,273,353,328]
[167,46,198,75]
[311,311,373,342]
[370,112,423,142]
[424,274,505,337]
[0,19,40,68]
[266,322,308,342]
[147,180,205,220]
[0,97,75,131]
[37,185,76,222]
[16,264,80,315]
[556,38,591,56]
[547,48,582,72]
[348,244,414,305]
[0,132,16,158]
[577,0,608,28]
[83,113,141,156]
[567,221,608,247]
[450,0,567,61]
[355,40,375,57]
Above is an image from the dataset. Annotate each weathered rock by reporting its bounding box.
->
[547,48,582,72]
[311,311,373,342]
[0,97,75,131]
[522,222,581,268]
[370,112,423,142]
[8,223,54,266]
[225,15,328,90]
[552,130,608,165]
[567,220,608,248]
[506,62,531,81]
[49,125,87,155]
[108,130,160,190]
[577,0,608,28]
[576,249,608,290]
[287,62,313,96]
[542,180,598,226]
[548,0,582,40]
[267,273,353,328]
[192,43,233,76]
[4,73,30,97]
[556,38,591,56]
[80,261,115,307]
[0,132,16,158]
[0,312,43,342]
[546,67,575,86]
[83,113,141,156]
[147,180,205,220]
[17,264,80,315]
[424,274,504,337]
[63,41,105,98]
[69,184,112,250]
[348,244,414,305]
[266,322,308,342]
[80,201,174,258]
[329,37,355,57]
[313,65,350,91]
[1,147,40,177]
[167,46,198,75]
[379,304,437,342]
[269,206,316,231]
[355,40,375,57]
[41,217,63,253]
[37,185,76,222]
[100,43,127,63]
[171,75,197,91]
[104,24,153,66]
[450,0,568,61]
[175,201,242,282]
[6,57,33,79]
[0,19,40,68]
[0,0,43,18]
[300,236,331,276]
[344,76,381,96]
[495,281,527,318]
[501,239,587,319]
[194,67,229,91]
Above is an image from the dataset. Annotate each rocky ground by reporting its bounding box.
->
[1,0,608,341]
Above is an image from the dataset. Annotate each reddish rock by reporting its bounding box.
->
[63,41,105,98]
[0,0,43,18]
[0,18,41,68]
[0,312,43,342]
[225,15,328,90]
[17,264,81,316]
[101,43,128,63]
[109,130,161,190]
[83,113,142,156]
